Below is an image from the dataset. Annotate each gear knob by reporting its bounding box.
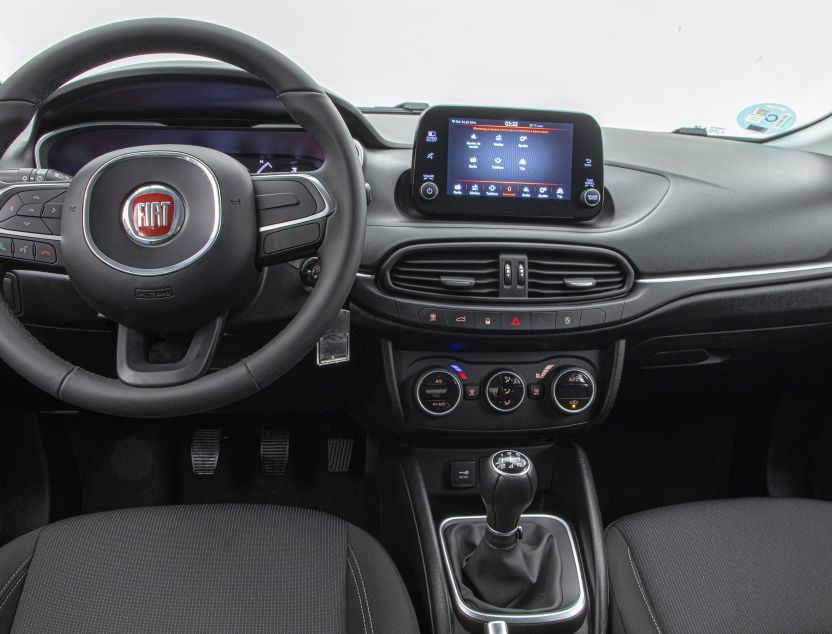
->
[479,450,537,546]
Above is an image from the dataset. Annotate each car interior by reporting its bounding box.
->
[2,16,832,634]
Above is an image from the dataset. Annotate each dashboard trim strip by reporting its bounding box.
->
[639,260,832,284]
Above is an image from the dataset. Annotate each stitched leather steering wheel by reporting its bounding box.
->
[0,18,366,417]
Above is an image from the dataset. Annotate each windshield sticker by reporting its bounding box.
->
[737,103,796,134]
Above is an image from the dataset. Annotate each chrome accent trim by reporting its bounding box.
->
[638,261,832,284]
[253,173,336,233]
[355,272,374,279]
[414,368,463,417]
[488,450,532,477]
[439,514,587,624]
[82,151,221,277]
[0,229,62,242]
[551,368,596,415]
[485,370,526,414]
[486,524,521,539]
[486,622,508,634]
[120,184,185,246]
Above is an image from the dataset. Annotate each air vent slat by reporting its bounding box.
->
[527,251,629,299]
[387,249,501,299]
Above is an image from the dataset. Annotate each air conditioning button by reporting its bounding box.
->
[551,368,596,414]
[415,369,462,416]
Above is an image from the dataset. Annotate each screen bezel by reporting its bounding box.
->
[411,106,604,221]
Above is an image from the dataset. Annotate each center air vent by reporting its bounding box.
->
[382,243,632,303]
[386,249,500,300]
[527,251,629,299]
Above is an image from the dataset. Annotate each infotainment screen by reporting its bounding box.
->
[412,106,603,221]
[445,117,574,201]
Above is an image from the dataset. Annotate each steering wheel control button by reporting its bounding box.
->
[18,203,43,217]
[464,384,481,400]
[12,240,34,260]
[449,460,477,488]
[0,216,51,234]
[501,312,530,331]
[34,242,57,264]
[18,190,58,205]
[580,187,602,208]
[418,307,447,326]
[552,368,596,414]
[486,371,526,413]
[415,369,462,416]
[0,195,23,222]
[42,196,64,219]
[0,237,11,257]
[528,383,544,399]
[491,450,531,475]
[419,181,439,201]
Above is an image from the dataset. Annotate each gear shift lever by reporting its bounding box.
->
[479,450,537,547]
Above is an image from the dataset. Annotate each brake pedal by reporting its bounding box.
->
[261,429,290,476]
[327,434,354,472]
[191,428,222,475]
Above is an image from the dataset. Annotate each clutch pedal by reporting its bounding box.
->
[191,428,222,475]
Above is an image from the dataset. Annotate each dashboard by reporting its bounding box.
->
[3,63,832,435]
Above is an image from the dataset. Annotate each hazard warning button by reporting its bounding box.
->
[500,312,530,331]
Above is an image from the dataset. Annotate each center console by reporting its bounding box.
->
[362,105,615,634]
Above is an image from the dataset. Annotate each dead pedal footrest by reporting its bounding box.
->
[261,429,290,476]
[191,428,222,475]
[327,434,354,472]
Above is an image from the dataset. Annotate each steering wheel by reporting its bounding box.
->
[0,19,366,417]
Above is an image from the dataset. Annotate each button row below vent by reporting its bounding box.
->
[416,306,607,331]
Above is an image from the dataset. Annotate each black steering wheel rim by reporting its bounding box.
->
[0,18,366,417]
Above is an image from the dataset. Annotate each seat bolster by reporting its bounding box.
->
[605,525,663,634]
[0,530,41,634]
[346,524,420,634]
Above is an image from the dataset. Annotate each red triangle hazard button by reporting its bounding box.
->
[511,315,522,327]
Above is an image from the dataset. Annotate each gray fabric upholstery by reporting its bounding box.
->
[0,505,418,634]
[606,498,832,634]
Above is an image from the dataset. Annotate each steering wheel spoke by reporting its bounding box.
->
[253,172,334,266]
[116,314,226,387]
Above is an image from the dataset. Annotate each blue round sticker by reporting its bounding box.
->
[737,103,796,134]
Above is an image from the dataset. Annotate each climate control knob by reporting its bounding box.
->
[485,370,526,413]
[414,368,462,416]
[551,367,596,414]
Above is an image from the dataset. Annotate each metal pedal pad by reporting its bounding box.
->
[327,434,354,472]
[261,429,290,476]
[191,428,222,475]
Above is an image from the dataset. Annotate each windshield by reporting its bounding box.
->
[0,0,827,138]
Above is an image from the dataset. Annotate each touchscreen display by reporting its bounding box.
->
[446,117,574,200]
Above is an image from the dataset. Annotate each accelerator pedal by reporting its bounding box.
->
[191,428,222,475]
[327,434,354,472]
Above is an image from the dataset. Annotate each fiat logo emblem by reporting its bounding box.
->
[121,185,185,245]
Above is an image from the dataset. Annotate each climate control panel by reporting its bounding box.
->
[404,352,602,432]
